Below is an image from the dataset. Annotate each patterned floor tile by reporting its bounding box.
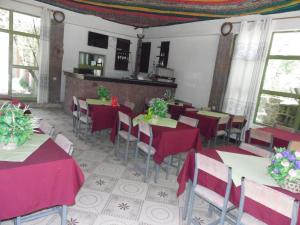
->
[146,184,178,206]
[93,162,126,178]
[112,179,148,200]
[78,149,108,162]
[121,167,144,182]
[84,174,118,193]
[101,194,143,220]
[93,215,139,225]
[72,188,110,213]
[51,208,98,225]
[77,159,99,175]
[139,201,179,225]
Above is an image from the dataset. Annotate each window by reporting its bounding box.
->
[0,8,40,99]
[115,38,130,71]
[157,41,170,68]
[254,31,300,130]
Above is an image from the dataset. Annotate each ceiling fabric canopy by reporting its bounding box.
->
[35,0,300,27]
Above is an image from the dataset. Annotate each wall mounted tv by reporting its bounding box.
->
[88,31,108,49]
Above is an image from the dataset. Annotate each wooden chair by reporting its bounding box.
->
[275,124,296,133]
[236,178,299,225]
[239,143,273,158]
[72,96,79,134]
[227,115,246,144]
[78,99,92,142]
[55,134,74,156]
[39,120,55,138]
[213,116,230,146]
[184,153,235,225]
[124,100,135,111]
[248,128,273,151]
[115,111,137,162]
[179,115,199,128]
[134,121,158,183]
[288,141,300,152]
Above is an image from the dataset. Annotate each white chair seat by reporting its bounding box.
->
[195,185,234,209]
[79,116,92,123]
[231,128,241,133]
[73,111,78,117]
[137,142,156,155]
[216,130,227,136]
[241,212,267,225]
[118,130,137,141]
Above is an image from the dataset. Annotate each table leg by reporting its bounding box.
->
[61,205,68,225]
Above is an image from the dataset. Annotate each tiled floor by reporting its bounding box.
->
[1,107,222,225]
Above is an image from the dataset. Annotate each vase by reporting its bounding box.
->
[1,142,17,150]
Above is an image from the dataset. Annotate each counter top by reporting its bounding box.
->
[64,71,177,88]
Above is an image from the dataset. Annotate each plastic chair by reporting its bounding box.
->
[248,129,273,151]
[236,177,299,225]
[227,115,246,144]
[239,143,273,158]
[55,134,74,156]
[288,141,300,152]
[78,99,92,142]
[179,115,199,128]
[213,116,230,146]
[72,96,79,134]
[39,120,55,138]
[184,153,235,225]
[115,111,137,162]
[124,100,135,111]
[134,120,158,183]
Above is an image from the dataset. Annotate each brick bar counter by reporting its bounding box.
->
[64,71,177,113]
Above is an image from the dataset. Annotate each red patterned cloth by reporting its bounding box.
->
[110,113,202,164]
[245,127,300,148]
[177,146,300,225]
[0,138,84,220]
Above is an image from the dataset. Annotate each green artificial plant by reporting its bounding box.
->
[97,86,110,100]
[147,98,168,118]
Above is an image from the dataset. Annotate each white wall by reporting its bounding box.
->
[0,0,141,101]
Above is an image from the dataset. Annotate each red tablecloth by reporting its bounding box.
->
[168,104,191,120]
[245,127,300,148]
[177,146,300,225]
[0,138,84,220]
[90,104,133,132]
[110,114,202,164]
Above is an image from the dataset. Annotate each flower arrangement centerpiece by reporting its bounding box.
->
[163,89,174,103]
[268,147,300,193]
[145,98,168,120]
[97,86,110,101]
[0,103,37,150]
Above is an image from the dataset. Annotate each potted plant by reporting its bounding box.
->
[0,103,36,150]
[268,147,300,193]
[148,98,168,118]
[97,86,110,101]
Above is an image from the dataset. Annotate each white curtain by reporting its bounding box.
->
[223,18,272,129]
[37,8,50,103]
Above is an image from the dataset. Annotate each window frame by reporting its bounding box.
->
[0,7,40,100]
[254,30,300,130]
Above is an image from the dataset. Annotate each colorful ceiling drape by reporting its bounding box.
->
[35,0,300,27]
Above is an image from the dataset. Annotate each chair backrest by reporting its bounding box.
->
[179,115,199,128]
[232,115,246,123]
[195,153,230,183]
[218,116,230,126]
[239,143,273,158]
[288,141,300,152]
[55,134,74,156]
[78,99,88,111]
[39,120,55,137]
[124,100,135,111]
[138,120,152,137]
[275,124,296,133]
[118,111,131,126]
[238,178,299,225]
[185,107,198,112]
[249,129,273,145]
[73,96,78,107]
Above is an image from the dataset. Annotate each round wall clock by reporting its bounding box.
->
[221,22,233,36]
[53,11,65,23]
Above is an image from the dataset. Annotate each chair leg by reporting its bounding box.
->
[85,123,89,143]
[186,188,196,225]
[207,204,213,217]
[183,180,192,220]
[115,134,121,157]
[154,163,159,183]
[144,153,151,183]
[176,155,182,176]
[134,145,139,163]
[125,139,130,162]
[61,205,67,225]
[166,156,172,180]
[15,217,21,225]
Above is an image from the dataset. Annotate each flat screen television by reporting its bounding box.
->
[88,31,108,49]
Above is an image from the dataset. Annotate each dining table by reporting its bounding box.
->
[168,103,191,120]
[245,127,300,148]
[177,145,300,225]
[184,110,229,142]
[0,135,84,221]
[110,114,202,164]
